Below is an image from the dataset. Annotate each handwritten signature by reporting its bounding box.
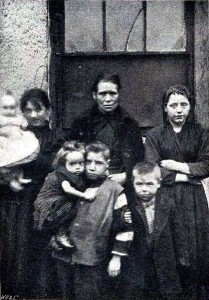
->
[1,295,19,300]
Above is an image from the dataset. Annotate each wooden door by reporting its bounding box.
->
[49,0,194,133]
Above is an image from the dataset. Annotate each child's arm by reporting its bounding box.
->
[62,180,96,201]
[108,193,134,277]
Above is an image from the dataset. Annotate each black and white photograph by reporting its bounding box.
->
[0,1,209,299]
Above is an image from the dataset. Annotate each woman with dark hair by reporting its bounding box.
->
[68,73,144,184]
[145,85,209,298]
[20,88,51,112]
[1,88,64,299]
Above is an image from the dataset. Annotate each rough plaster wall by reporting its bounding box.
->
[194,1,209,202]
[194,1,209,129]
[0,0,49,99]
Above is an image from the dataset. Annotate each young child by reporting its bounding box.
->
[40,141,133,300]
[0,90,40,191]
[34,141,97,249]
[122,162,189,300]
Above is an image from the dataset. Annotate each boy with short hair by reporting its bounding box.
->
[123,162,189,300]
[44,141,133,300]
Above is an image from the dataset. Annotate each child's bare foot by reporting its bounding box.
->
[10,180,24,192]
[19,178,32,184]
[18,170,32,184]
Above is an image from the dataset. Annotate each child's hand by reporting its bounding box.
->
[84,188,98,201]
[124,209,132,224]
[107,255,121,277]
[9,181,24,192]
[19,117,28,130]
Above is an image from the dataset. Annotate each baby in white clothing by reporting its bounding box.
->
[0,90,39,191]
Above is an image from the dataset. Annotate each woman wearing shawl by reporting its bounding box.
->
[0,88,64,299]
[145,85,209,299]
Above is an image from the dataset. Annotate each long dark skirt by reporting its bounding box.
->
[0,184,61,299]
[162,182,209,287]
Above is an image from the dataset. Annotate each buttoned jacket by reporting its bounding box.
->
[125,190,189,294]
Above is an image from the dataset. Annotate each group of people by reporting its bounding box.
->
[0,73,209,300]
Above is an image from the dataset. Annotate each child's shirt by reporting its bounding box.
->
[0,114,39,168]
[0,114,28,141]
[142,198,155,234]
[69,177,133,265]
[0,114,28,129]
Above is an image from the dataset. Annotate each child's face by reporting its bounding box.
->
[133,171,161,202]
[0,95,17,117]
[65,151,85,175]
[85,151,109,180]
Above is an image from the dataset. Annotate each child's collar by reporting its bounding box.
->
[136,196,156,208]
[142,197,156,208]
[86,175,107,187]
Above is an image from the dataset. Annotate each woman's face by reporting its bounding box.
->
[23,100,49,127]
[165,93,191,126]
[93,81,119,113]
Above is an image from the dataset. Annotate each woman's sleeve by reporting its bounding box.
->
[187,129,209,178]
[145,131,161,163]
[145,130,177,184]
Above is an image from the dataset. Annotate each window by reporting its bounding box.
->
[65,0,186,53]
[50,0,193,129]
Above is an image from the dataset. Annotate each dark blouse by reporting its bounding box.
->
[144,120,209,286]
[145,121,209,184]
[67,105,144,176]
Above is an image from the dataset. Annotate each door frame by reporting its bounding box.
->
[48,0,194,130]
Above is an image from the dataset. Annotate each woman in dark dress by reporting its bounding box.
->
[1,88,63,298]
[145,85,209,299]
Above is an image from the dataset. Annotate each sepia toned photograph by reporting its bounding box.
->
[0,0,209,299]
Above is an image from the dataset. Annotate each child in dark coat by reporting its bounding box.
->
[122,162,189,300]
[34,140,97,249]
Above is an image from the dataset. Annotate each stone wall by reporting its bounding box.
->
[0,0,48,99]
[194,1,209,200]
[194,1,209,129]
